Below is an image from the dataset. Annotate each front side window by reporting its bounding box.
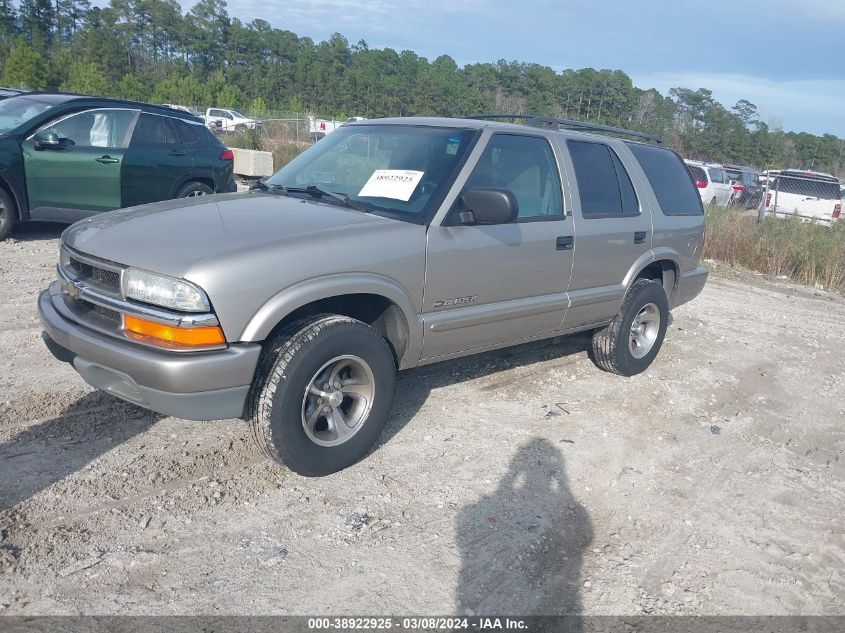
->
[267,124,477,222]
[41,109,136,148]
[464,133,563,219]
[567,140,638,217]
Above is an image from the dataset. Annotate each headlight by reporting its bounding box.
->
[122,268,210,312]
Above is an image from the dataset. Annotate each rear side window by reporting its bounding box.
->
[687,165,707,184]
[567,140,638,217]
[131,113,178,146]
[172,118,201,144]
[627,143,704,215]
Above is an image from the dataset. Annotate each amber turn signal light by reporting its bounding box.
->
[123,315,225,347]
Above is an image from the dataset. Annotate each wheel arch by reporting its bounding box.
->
[240,274,423,369]
[0,173,26,220]
[623,250,681,302]
[171,171,215,198]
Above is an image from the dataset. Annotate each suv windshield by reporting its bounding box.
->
[0,96,54,134]
[267,125,477,222]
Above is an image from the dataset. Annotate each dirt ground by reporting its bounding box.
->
[0,223,843,616]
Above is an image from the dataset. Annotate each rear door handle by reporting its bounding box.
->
[634,231,647,244]
[556,236,574,251]
[95,156,120,164]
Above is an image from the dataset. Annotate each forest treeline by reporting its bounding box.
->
[1,0,843,175]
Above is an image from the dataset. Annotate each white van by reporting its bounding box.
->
[684,160,733,207]
[765,170,842,224]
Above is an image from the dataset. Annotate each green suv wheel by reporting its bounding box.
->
[0,188,16,242]
[177,181,214,198]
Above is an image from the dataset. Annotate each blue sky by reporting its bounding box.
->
[213,0,845,136]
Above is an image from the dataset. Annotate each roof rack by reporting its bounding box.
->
[466,113,662,144]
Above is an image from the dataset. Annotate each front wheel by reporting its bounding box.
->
[591,279,669,376]
[0,188,17,242]
[247,314,397,476]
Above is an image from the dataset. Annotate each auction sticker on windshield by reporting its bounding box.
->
[358,170,424,201]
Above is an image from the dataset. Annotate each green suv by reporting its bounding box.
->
[0,93,237,240]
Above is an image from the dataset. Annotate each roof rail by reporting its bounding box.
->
[466,113,662,144]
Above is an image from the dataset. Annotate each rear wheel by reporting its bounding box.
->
[177,181,214,198]
[0,188,16,242]
[247,314,397,476]
[591,279,669,376]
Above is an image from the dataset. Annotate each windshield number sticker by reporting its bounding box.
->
[358,170,424,201]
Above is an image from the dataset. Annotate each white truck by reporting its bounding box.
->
[308,115,366,139]
[205,108,261,132]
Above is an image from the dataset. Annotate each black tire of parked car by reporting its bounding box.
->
[176,181,215,198]
[590,278,669,377]
[0,187,16,242]
[246,314,397,476]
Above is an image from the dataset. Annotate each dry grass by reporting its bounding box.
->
[703,204,845,293]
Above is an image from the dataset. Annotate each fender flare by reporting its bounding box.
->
[239,273,423,367]
[622,249,682,300]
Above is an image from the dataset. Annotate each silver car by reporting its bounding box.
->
[39,116,708,475]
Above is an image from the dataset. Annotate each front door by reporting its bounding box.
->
[23,108,138,217]
[122,112,192,206]
[421,132,574,361]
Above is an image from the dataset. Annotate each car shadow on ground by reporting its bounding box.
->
[380,331,594,446]
[9,222,67,242]
[0,392,162,516]
[0,331,593,519]
[455,437,593,619]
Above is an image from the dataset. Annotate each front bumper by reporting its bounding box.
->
[39,283,261,420]
[671,266,709,309]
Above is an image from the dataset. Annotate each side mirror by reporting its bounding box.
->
[34,131,61,149]
[455,187,519,225]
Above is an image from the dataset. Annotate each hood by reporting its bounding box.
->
[63,192,387,278]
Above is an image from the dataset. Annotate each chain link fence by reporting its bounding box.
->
[757,170,843,226]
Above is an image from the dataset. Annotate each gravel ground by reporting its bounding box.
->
[0,223,843,616]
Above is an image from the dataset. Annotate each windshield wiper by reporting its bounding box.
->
[249,180,285,194]
[280,185,370,212]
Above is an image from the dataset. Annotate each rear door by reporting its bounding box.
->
[561,138,652,329]
[22,108,138,217]
[122,112,192,206]
[421,132,573,360]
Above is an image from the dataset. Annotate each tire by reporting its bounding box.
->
[246,314,397,476]
[0,187,16,242]
[177,181,214,198]
[591,279,669,377]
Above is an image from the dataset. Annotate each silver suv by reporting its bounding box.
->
[38,115,708,475]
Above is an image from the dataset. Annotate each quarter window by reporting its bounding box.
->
[464,134,563,219]
[626,142,704,215]
[567,140,638,217]
[42,109,136,149]
[172,118,201,144]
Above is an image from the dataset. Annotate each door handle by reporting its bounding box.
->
[634,231,647,244]
[556,236,574,251]
[95,156,120,164]
[170,150,186,156]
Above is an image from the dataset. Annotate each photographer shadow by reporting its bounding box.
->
[455,437,593,619]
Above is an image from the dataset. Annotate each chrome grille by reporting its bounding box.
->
[70,258,121,291]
